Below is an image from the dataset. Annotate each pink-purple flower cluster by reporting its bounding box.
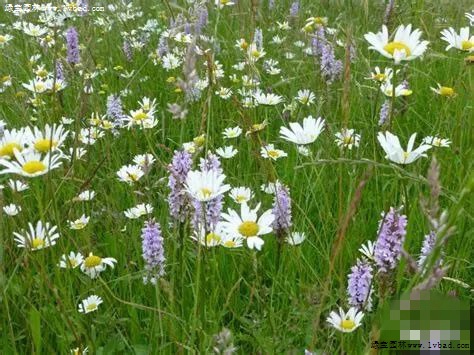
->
[168,150,193,223]
[65,27,80,64]
[141,220,166,284]
[272,184,292,234]
[347,258,373,311]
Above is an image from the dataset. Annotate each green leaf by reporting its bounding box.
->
[29,307,41,354]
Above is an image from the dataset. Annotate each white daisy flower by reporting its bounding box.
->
[68,215,90,230]
[286,232,306,245]
[124,203,154,219]
[253,91,283,106]
[13,221,60,251]
[422,136,451,148]
[76,190,95,201]
[162,53,182,70]
[222,126,242,139]
[440,27,474,52]
[260,144,287,160]
[260,180,282,195]
[377,131,432,165]
[0,149,62,177]
[221,203,274,251]
[58,251,84,269]
[430,84,456,98]
[216,146,238,159]
[327,307,364,333]
[117,164,145,184]
[80,252,117,279]
[78,295,103,314]
[133,153,155,170]
[366,67,393,82]
[26,124,68,153]
[0,34,13,46]
[280,116,325,145]
[0,128,27,159]
[334,129,361,150]
[247,43,266,62]
[22,23,49,37]
[216,87,232,99]
[359,241,375,260]
[295,89,316,105]
[229,186,254,204]
[3,203,21,216]
[185,170,231,202]
[22,78,49,94]
[380,81,412,97]
[364,24,429,64]
[7,179,29,192]
[191,222,229,247]
[297,146,311,156]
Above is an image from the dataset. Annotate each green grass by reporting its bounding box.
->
[0,0,473,353]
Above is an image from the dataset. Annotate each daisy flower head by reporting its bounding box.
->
[0,33,13,47]
[297,146,311,156]
[422,136,451,148]
[295,89,316,105]
[364,24,429,64]
[222,126,242,139]
[334,129,361,150]
[221,203,274,251]
[430,84,456,98]
[124,203,154,219]
[380,81,412,97]
[76,190,95,201]
[253,91,283,106]
[68,215,90,230]
[359,240,375,260]
[0,128,27,160]
[215,0,235,10]
[0,149,62,177]
[133,153,156,170]
[440,27,473,52]
[192,222,228,247]
[247,42,266,63]
[260,144,287,160]
[279,116,325,145]
[80,252,117,279]
[230,186,254,204]
[216,146,238,159]
[286,232,306,245]
[13,221,60,251]
[3,203,21,216]
[117,164,145,184]
[58,251,84,269]
[367,67,393,82]
[327,307,364,333]
[377,131,432,164]
[185,170,231,202]
[221,234,244,248]
[78,295,103,314]
[8,179,29,192]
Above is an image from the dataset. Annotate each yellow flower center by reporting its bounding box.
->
[193,135,206,146]
[0,142,22,157]
[223,240,236,248]
[22,161,47,174]
[267,150,280,158]
[206,232,222,245]
[200,188,212,199]
[433,138,442,146]
[461,41,473,51]
[34,139,57,152]
[439,86,455,97]
[236,195,247,203]
[34,82,45,92]
[220,0,230,4]
[68,258,78,268]
[402,151,410,161]
[84,255,102,268]
[133,112,148,121]
[85,303,97,312]
[374,73,386,81]
[341,319,356,330]
[1,75,11,83]
[383,41,411,57]
[0,35,6,43]
[343,136,354,145]
[251,49,261,58]
[31,238,44,249]
[128,173,139,181]
[240,41,248,50]
[36,69,48,78]
[238,221,259,237]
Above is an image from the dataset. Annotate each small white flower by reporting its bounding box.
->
[286,232,306,245]
[327,307,364,333]
[334,129,361,150]
[440,27,474,52]
[185,170,231,202]
[3,203,21,216]
[280,116,325,145]
[377,131,432,165]
[13,221,60,251]
[216,87,232,99]
[253,91,284,106]
[76,190,95,201]
[297,146,311,156]
[117,164,145,184]
[422,136,451,148]
[58,251,84,269]
[68,215,90,230]
[78,295,103,314]
[222,126,242,139]
[359,241,375,260]
[216,146,238,159]
[260,144,287,160]
[80,252,117,279]
[124,203,154,219]
[295,89,316,105]
[133,153,155,169]
[8,179,29,192]
[229,187,254,204]
[260,180,282,195]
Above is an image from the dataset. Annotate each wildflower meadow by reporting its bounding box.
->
[0,0,473,353]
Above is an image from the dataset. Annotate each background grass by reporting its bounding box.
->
[0,0,473,353]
